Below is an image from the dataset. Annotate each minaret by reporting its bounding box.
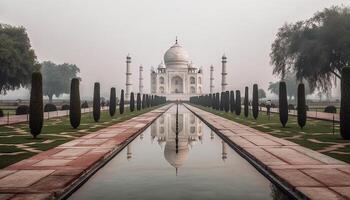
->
[139,65,144,95]
[210,65,214,94]
[125,54,132,100]
[221,54,227,92]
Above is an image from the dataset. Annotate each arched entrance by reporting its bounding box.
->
[171,76,183,93]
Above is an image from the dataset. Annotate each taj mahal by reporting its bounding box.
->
[150,39,203,101]
[124,38,228,101]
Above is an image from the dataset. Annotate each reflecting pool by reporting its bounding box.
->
[69,105,288,200]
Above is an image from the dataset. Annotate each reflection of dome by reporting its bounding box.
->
[164,141,189,168]
[164,41,190,67]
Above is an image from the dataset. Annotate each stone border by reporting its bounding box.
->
[0,104,172,200]
[185,104,350,200]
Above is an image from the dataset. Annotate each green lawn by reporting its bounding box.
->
[0,105,162,169]
[192,105,350,163]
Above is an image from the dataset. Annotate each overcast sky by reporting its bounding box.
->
[0,0,348,100]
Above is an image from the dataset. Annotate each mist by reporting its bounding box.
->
[0,0,347,100]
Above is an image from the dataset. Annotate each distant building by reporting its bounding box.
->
[151,39,203,101]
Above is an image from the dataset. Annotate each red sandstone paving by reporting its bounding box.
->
[185,104,350,200]
[0,104,172,200]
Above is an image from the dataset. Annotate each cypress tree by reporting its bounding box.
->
[252,84,259,119]
[29,72,43,138]
[216,93,220,110]
[297,83,306,129]
[340,67,350,139]
[230,90,235,113]
[130,92,135,112]
[142,94,146,109]
[224,91,230,112]
[93,82,100,122]
[137,93,141,111]
[220,92,224,111]
[244,87,249,117]
[235,90,241,116]
[109,87,116,117]
[279,81,288,127]
[69,78,81,128]
[119,89,125,114]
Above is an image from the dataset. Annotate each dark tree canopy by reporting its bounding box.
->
[270,6,350,91]
[268,72,314,100]
[258,89,266,99]
[41,61,80,102]
[0,24,39,94]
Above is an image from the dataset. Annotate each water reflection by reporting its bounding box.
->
[150,109,203,173]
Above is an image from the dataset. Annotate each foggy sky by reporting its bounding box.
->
[0,0,348,100]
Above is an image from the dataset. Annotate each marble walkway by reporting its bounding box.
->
[0,104,172,200]
[186,104,350,200]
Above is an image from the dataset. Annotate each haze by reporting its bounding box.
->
[0,0,348,100]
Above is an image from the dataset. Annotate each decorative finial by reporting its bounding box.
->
[175,36,178,44]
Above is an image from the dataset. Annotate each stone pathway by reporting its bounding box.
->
[261,107,339,122]
[186,104,350,200]
[0,107,108,126]
[0,104,172,200]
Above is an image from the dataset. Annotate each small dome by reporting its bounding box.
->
[158,60,166,69]
[164,41,190,66]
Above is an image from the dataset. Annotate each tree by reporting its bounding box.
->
[258,89,266,99]
[340,67,350,139]
[270,6,350,91]
[142,94,146,109]
[224,91,230,112]
[41,61,80,102]
[119,89,124,114]
[220,92,224,111]
[93,82,100,122]
[109,87,116,117]
[268,72,314,100]
[252,84,259,119]
[137,93,141,111]
[279,81,288,127]
[230,91,235,113]
[244,87,249,117]
[0,24,39,94]
[235,90,241,116]
[297,83,306,129]
[29,72,43,138]
[69,78,81,128]
[130,92,135,112]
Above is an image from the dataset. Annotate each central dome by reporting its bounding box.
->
[164,42,190,67]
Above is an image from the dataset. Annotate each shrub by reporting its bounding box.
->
[137,93,141,111]
[297,83,306,129]
[341,67,350,139]
[109,87,116,117]
[69,78,81,129]
[130,92,135,112]
[288,104,295,110]
[279,81,288,127]
[93,82,100,122]
[235,90,241,116]
[81,101,89,108]
[324,105,337,113]
[61,104,70,110]
[44,103,57,112]
[119,89,125,114]
[244,87,249,117]
[16,105,29,115]
[29,72,43,138]
[230,91,235,113]
[252,84,259,119]
[0,109,3,117]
